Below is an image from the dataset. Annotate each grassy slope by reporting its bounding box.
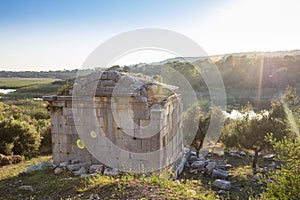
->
[0,154,264,200]
[0,156,219,200]
[0,78,63,99]
[0,78,54,89]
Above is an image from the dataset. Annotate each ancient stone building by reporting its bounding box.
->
[43,70,183,172]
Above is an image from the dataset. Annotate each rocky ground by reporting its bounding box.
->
[0,149,278,199]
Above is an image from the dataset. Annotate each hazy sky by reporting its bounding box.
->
[1,0,300,71]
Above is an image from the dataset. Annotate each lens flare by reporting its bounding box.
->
[90,130,97,138]
[76,139,85,149]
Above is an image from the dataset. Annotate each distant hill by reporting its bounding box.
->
[158,50,300,64]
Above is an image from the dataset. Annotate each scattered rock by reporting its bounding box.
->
[66,162,91,171]
[212,169,229,179]
[191,161,206,169]
[217,190,227,195]
[19,185,34,192]
[252,174,260,181]
[54,167,63,175]
[225,164,233,169]
[230,150,238,154]
[25,162,52,173]
[198,157,206,162]
[230,153,241,159]
[213,147,225,157]
[189,169,198,174]
[190,150,197,156]
[205,162,216,174]
[199,148,209,157]
[263,154,275,161]
[89,193,100,200]
[185,162,190,168]
[213,179,231,190]
[59,161,69,168]
[89,164,103,174]
[103,168,119,176]
[73,167,87,176]
[71,159,80,165]
[80,173,98,178]
[189,155,199,163]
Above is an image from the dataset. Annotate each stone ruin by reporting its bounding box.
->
[43,70,183,172]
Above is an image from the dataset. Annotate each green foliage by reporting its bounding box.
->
[0,102,50,156]
[0,117,41,156]
[6,99,50,120]
[220,110,274,151]
[221,86,299,151]
[183,100,209,148]
[261,135,300,200]
[56,78,75,95]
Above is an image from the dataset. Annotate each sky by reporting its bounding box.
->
[0,0,300,71]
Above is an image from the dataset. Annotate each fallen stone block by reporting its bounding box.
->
[205,162,216,175]
[54,167,64,175]
[67,162,91,171]
[191,161,206,169]
[25,162,53,173]
[212,169,229,179]
[103,168,119,176]
[89,164,103,173]
[213,179,231,190]
[59,161,70,168]
[74,166,87,176]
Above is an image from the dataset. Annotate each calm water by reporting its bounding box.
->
[0,89,16,94]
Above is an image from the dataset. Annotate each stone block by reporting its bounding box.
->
[51,133,59,143]
[59,134,73,144]
[150,109,165,120]
[109,147,130,159]
[91,156,101,164]
[59,144,74,154]
[70,126,78,135]
[66,162,92,171]
[132,109,150,120]
[101,80,116,87]
[140,119,150,127]
[141,138,151,152]
[52,143,60,153]
[125,138,143,153]
[212,169,229,179]
[51,124,59,134]
[52,101,65,107]
[213,179,231,190]
[52,152,60,164]
[58,124,71,134]
[150,134,160,151]
[129,152,147,160]
[43,96,57,101]
[57,96,72,101]
[132,102,149,110]
[66,101,72,108]
[63,107,73,116]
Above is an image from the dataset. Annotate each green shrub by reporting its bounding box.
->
[261,135,300,200]
[37,119,52,154]
[0,117,41,157]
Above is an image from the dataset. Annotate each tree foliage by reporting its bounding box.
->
[261,134,300,200]
[0,117,41,156]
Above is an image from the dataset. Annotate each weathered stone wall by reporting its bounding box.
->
[44,71,183,170]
